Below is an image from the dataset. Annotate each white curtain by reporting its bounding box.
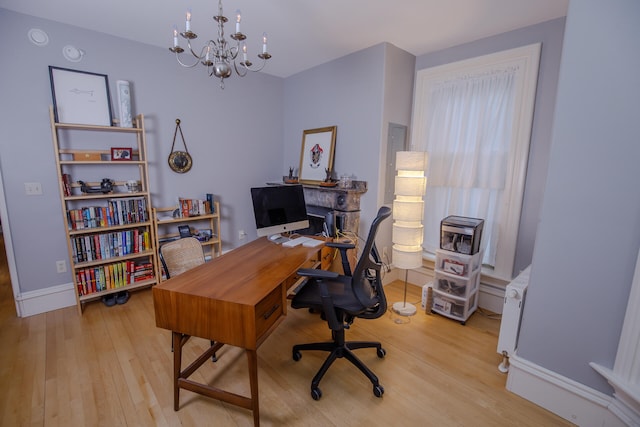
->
[421,68,517,267]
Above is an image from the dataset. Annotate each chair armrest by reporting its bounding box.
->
[325,241,355,276]
[325,242,355,250]
[297,268,339,280]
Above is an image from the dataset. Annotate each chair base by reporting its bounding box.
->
[292,335,386,400]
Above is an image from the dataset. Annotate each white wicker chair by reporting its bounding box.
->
[159,236,205,278]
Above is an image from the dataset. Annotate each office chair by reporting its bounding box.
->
[159,237,220,360]
[291,206,392,400]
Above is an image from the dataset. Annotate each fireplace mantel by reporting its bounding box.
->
[266,181,367,236]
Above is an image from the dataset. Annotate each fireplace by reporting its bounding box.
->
[301,181,367,237]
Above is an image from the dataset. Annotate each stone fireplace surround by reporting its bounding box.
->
[302,181,367,237]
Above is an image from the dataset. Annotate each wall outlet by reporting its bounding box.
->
[239,229,247,240]
[382,246,389,261]
[56,260,67,273]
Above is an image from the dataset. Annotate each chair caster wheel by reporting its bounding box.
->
[373,384,384,398]
[292,350,302,361]
[377,347,386,358]
[311,387,322,400]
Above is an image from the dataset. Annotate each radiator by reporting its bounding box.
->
[497,265,530,372]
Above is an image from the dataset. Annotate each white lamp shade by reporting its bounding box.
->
[395,176,426,196]
[392,223,423,246]
[396,151,428,171]
[392,150,427,272]
[392,245,423,269]
[393,199,424,221]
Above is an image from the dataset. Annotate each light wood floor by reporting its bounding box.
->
[0,237,572,426]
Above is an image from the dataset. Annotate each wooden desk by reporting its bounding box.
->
[152,237,324,426]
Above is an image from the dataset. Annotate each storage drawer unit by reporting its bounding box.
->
[432,288,478,324]
[434,268,479,299]
[435,249,482,277]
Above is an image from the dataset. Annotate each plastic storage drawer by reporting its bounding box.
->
[434,268,479,299]
[435,249,482,278]
[432,289,478,323]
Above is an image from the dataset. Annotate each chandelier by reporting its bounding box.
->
[169,0,271,89]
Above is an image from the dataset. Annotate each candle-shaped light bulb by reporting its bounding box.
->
[262,32,268,54]
[205,45,210,61]
[185,9,192,32]
[242,41,248,61]
[235,9,241,33]
[173,25,179,47]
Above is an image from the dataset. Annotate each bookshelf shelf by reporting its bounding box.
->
[153,202,221,281]
[50,106,158,314]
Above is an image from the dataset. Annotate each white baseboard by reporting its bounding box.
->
[15,282,76,317]
[478,282,506,314]
[507,355,631,427]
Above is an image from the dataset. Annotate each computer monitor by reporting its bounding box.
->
[250,184,310,238]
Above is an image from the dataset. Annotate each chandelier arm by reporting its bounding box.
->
[233,61,248,77]
[174,51,203,68]
[241,57,268,73]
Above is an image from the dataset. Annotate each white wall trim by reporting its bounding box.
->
[0,161,23,317]
[15,282,76,317]
[507,355,633,426]
[589,247,640,424]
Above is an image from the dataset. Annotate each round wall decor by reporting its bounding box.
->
[168,119,193,173]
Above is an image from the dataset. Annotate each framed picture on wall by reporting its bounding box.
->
[49,66,113,126]
[298,126,337,184]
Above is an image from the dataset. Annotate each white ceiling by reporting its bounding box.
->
[1,0,568,78]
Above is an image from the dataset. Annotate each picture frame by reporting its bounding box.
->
[298,126,337,184]
[111,147,132,161]
[48,66,113,126]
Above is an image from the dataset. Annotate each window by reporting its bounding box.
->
[411,44,540,281]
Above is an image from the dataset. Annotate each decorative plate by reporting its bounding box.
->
[168,151,192,173]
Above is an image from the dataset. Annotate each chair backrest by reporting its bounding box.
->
[350,206,392,319]
[159,237,206,278]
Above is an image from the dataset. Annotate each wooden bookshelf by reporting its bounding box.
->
[153,201,221,281]
[49,106,158,314]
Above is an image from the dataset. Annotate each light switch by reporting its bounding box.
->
[25,182,43,195]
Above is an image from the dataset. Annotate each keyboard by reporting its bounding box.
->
[282,236,324,248]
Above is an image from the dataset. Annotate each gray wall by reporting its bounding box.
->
[518,0,640,395]
[415,17,566,278]
[283,42,415,249]
[0,9,283,293]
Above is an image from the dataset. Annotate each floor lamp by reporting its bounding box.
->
[392,151,428,317]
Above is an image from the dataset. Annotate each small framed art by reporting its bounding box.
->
[298,126,337,184]
[111,147,132,161]
[48,66,113,126]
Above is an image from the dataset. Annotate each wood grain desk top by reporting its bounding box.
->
[153,236,323,349]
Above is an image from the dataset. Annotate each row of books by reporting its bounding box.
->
[75,260,154,296]
[178,193,215,218]
[67,197,149,230]
[71,229,151,263]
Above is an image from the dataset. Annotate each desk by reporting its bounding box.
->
[152,237,325,426]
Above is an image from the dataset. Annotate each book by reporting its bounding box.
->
[62,173,72,197]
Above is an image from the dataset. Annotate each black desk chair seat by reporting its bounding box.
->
[291,206,392,400]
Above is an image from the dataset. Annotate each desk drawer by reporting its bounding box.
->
[255,286,284,339]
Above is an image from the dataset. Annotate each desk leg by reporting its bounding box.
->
[173,331,183,411]
[247,349,260,427]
